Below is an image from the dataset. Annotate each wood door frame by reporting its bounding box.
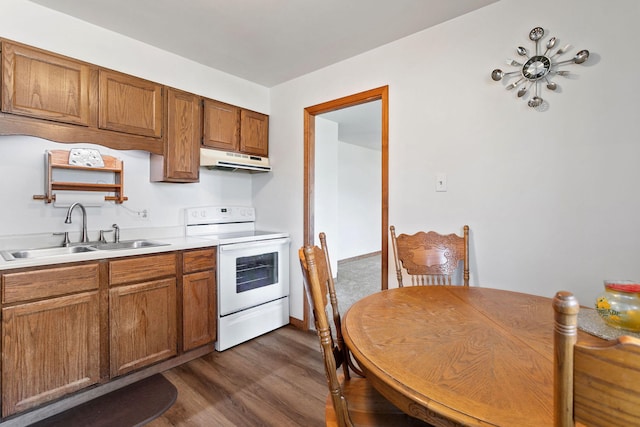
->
[303,86,389,327]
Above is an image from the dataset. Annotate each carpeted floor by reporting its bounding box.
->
[334,252,381,313]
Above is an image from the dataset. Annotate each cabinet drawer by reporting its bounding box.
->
[183,248,216,274]
[109,253,176,286]
[3,263,99,304]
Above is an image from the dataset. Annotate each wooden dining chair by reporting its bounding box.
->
[299,233,431,427]
[553,291,640,427]
[389,225,469,287]
[303,233,363,380]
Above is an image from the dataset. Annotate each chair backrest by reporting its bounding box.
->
[299,233,353,425]
[553,291,640,427]
[390,225,469,287]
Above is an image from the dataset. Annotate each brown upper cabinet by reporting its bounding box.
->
[0,39,163,154]
[1,41,92,126]
[98,69,163,138]
[0,39,269,177]
[240,109,269,157]
[1,40,164,140]
[150,88,200,182]
[203,99,268,157]
[202,99,239,152]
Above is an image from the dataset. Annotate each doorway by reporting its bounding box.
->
[303,86,389,326]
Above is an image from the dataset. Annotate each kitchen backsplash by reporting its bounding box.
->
[0,136,254,237]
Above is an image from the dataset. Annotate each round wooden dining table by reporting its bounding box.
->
[341,286,602,427]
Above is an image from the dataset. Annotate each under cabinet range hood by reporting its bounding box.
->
[200,148,271,172]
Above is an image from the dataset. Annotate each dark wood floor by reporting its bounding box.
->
[148,325,327,426]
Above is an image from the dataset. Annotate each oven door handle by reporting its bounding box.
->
[219,237,291,252]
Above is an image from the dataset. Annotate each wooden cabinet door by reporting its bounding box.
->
[240,109,269,157]
[1,41,91,126]
[99,69,163,138]
[183,270,216,351]
[109,278,177,377]
[164,88,200,182]
[2,291,100,417]
[202,99,239,151]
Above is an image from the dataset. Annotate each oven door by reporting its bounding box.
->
[218,237,290,316]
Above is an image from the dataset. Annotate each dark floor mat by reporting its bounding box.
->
[31,374,177,427]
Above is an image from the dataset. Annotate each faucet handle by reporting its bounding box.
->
[99,229,114,243]
[53,232,71,247]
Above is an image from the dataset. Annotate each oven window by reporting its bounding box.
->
[236,252,279,293]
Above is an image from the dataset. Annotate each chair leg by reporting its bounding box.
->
[347,352,365,377]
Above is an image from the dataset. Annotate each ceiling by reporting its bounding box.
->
[28,0,498,88]
[27,0,497,147]
[321,101,382,150]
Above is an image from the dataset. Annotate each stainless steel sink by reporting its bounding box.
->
[1,245,98,261]
[93,240,170,251]
[1,240,170,261]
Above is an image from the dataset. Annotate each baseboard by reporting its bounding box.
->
[289,316,306,330]
[338,251,381,263]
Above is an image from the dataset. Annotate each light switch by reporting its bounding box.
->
[436,173,447,192]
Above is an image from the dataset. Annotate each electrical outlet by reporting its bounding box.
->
[138,209,150,220]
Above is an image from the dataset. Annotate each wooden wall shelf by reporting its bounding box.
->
[33,150,128,204]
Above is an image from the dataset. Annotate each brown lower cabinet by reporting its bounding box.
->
[108,254,177,378]
[182,248,216,351]
[109,278,177,377]
[1,263,101,417]
[0,248,217,419]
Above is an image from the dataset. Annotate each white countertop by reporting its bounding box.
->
[0,227,219,270]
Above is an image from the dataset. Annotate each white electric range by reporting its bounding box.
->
[185,206,290,351]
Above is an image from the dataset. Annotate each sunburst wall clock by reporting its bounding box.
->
[491,27,590,109]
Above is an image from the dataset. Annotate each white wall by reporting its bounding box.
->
[0,137,255,236]
[314,116,381,266]
[337,142,380,260]
[257,0,640,321]
[3,0,639,324]
[0,1,270,240]
[314,117,339,273]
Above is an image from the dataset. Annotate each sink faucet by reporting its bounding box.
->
[65,202,89,243]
